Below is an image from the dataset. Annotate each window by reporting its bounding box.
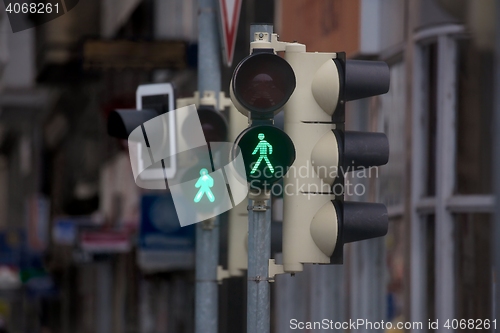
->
[410,25,494,329]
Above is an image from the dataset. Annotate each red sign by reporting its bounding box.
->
[219,0,242,67]
[80,231,131,253]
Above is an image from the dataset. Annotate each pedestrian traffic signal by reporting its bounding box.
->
[175,157,235,221]
[230,48,297,188]
[280,45,390,272]
[194,168,216,203]
[233,125,295,189]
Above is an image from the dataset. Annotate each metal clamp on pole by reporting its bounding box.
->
[268,259,285,282]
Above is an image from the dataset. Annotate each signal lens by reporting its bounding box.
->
[232,53,296,114]
[197,106,228,142]
[181,106,228,143]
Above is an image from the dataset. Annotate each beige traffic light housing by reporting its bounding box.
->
[281,45,341,273]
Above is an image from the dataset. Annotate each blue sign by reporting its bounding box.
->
[137,194,195,271]
[0,230,24,266]
[0,229,44,270]
[52,219,77,245]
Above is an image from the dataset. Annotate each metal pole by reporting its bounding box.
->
[195,0,221,332]
[195,220,219,333]
[247,191,271,333]
[246,24,273,333]
[198,0,221,96]
[493,0,500,326]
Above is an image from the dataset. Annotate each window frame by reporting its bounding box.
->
[409,24,494,331]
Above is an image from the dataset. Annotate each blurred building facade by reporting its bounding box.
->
[0,0,496,333]
[273,0,495,332]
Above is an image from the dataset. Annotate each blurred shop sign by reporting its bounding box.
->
[137,194,195,272]
[0,230,24,267]
[80,230,131,253]
[20,267,58,298]
[83,40,187,70]
[52,214,104,246]
[52,219,77,246]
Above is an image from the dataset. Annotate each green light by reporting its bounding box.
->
[233,125,295,189]
[250,133,274,174]
[194,168,215,203]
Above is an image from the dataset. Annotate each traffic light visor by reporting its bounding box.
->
[108,109,158,139]
[232,53,296,114]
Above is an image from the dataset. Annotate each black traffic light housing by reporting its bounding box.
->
[230,49,297,187]
[330,55,390,264]
[107,109,158,139]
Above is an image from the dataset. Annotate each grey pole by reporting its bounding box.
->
[195,0,221,333]
[493,0,500,325]
[247,191,272,333]
[246,24,273,333]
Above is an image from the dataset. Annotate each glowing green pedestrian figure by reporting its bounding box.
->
[250,133,274,174]
[194,168,215,203]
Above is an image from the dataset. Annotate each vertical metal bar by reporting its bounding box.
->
[198,0,221,99]
[493,0,500,326]
[195,220,219,333]
[410,43,429,333]
[96,262,112,333]
[273,253,309,332]
[435,35,457,331]
[195,0,221,332]
[309,265,345,333]
[247,194,271,333]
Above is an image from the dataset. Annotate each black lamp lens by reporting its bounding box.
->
[233,53,296,113]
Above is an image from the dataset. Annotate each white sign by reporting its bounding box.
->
[136,83,177,179]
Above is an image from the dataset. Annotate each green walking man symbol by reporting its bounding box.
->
[194,168,215,203]
[251,133,274,174]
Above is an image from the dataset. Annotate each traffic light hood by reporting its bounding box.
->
[344,60,390,101]
[341,201,388,244]
[311,59,390,117]
[107,109,158,139]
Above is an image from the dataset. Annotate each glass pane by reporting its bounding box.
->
[455,40,493,194]
[455,213,492,321]
[426,214,436,326]
[424,44,438,197]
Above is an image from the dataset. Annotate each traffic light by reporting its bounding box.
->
[281,44,390,272]
[230,50,296,188]
[218,104,250,281]
[107,83,177,180]
[165,91,247,225]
